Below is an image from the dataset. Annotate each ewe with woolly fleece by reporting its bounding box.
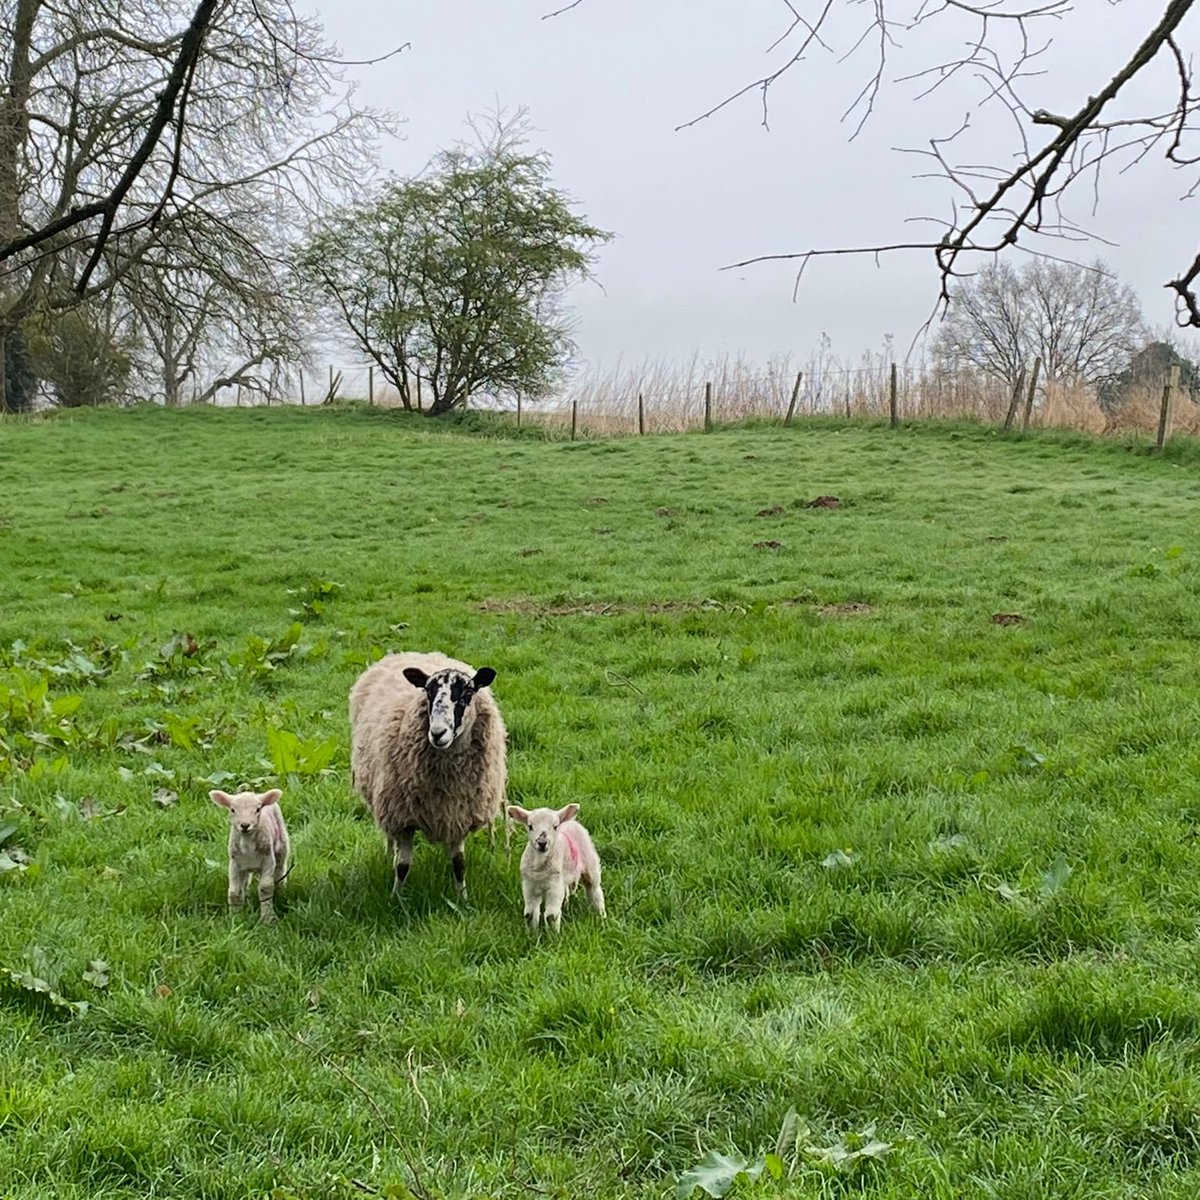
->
[211,788,290,924]
[350,651,507,897]
[508,803,606,932]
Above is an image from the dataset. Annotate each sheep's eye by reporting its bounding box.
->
[553,822,559,830]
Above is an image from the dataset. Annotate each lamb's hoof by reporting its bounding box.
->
[259,910,277,926]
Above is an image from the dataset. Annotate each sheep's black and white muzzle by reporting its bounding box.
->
[403,664,497,750]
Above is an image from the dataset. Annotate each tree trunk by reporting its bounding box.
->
[163,312,181,406]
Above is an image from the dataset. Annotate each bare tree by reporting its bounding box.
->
[549,2,1200,327]
[933,259,1146,389]
[0,0,393,405]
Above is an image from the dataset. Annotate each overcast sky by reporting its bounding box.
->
[314,2,1200,372]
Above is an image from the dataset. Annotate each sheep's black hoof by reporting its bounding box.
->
[450,851,466,893]
[392,862,410,893]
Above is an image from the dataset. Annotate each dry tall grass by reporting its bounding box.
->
[239,353,1199,443]
[517,354,1196,441]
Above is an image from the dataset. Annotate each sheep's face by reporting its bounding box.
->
[211,788,282,837]
[403,665,497,750]
[508,803,580,855]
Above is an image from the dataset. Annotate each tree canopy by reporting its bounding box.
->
[297,119,610,415]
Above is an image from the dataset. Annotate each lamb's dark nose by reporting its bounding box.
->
[239,822,254,833]
[535,836,548,852]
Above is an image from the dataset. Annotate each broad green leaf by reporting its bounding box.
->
[676,1151,763,1199]
[1041,854,1072,893]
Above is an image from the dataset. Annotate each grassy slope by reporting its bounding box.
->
[2,406,1200,1199]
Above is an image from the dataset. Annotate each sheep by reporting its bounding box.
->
[349,651,507,899]
[210,787,290,924]
[507,803,606,932]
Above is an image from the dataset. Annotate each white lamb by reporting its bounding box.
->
[507,803,606,932]
[210,787,290,924]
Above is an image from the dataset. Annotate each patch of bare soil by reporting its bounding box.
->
[518,548,543,557]
[991,612,1027,626]
[805,495,841,509]
[479,595,875,619]
[752,540,783,551]
[756,505,785,517]
[817,602,874,617]
[655,506,680,517]
[985,535,1008,543]
[584,496,608,507]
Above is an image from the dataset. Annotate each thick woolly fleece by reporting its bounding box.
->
[349,652,508,854]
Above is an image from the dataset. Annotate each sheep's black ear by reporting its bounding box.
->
[402,667,429,689]
[473,667,496,689]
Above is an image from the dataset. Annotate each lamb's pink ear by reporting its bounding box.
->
[261,789,282,806]
[506,805,530,825]
[210,790,232,808]
[558,803,580,823]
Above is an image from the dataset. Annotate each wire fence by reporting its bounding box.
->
[223,356,1197,445]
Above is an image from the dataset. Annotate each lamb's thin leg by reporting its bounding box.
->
[448,838,467,899]
[543,878,567,933]
[228,860,248,910]
[521,876,542,930]
[258,855,278,924]
[583,871,607,917]
[392,826,416,894]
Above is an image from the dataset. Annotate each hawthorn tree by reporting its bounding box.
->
[297,117,610,415]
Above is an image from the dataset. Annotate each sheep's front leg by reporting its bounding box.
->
[543,878,567,933]
[228,860,249,910]
[391,826,415,894]
[448,838,467,899]
[258,854,278,924]
[521,875,544,930]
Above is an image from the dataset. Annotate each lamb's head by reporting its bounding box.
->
[403,664,497,750]
[211,788,282,837]
[508,803,579,856]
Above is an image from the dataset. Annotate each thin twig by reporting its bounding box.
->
[294,1034,433,1200]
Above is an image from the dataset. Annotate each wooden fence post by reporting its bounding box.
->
[889,363,898,428]
[328,365,334,401]
[368,365,374,406]
[416,374,423,413]
[236,384,242,408]
[299,372,306,406]
[704,381,712,432]
[1002,366,1027,432]
[1157,364,1181,450]
[571,400,578,441]
[845,383,851,419]
[785,370,803,425]
[516,393,522,428]
[1021,357,1042,431]
[638,392,645,436]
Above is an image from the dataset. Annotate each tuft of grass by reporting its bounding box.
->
[3,405,1200,1197]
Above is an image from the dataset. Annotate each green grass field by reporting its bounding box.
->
[3,405,1200,1199]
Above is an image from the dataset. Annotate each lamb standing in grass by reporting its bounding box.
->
[349,652,507,898]
[508,803,606,932]
[210,788,290,924]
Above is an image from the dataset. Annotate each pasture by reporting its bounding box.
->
[2,405,1200,1199]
